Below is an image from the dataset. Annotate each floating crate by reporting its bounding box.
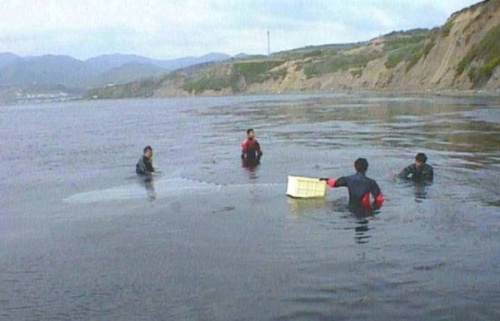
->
[286,176,326,198]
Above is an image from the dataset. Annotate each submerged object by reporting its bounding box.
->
[63,176,220,204]
[286,176,327,199]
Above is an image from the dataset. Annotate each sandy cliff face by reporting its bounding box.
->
[396,0,500,91]
[87,0,500,100]
[260,0,500,93]
[249,0,499,93]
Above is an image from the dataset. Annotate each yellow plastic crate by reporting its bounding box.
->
[286,176,326,198]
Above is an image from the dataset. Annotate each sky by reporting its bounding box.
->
[0,0,481,60]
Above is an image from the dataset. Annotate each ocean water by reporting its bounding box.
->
[1,93,499,321]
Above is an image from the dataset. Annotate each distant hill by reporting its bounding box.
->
[234,53,250,59]
[156,53,231,70]
[0,52,232,93]
[87,0,500,99]
[90,62,168,87]
[84,54,161,73]
[0,52,22,69]
[0,55,91,88]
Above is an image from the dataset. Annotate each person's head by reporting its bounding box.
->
[415,153,427,169]
[354,158,369,174]
[143,146,153,159]
[247,128,255,139]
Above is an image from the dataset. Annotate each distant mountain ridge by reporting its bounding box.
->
[0,52,232,91]
[0,52,22,69]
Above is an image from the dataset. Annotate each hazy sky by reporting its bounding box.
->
[1,0,480,60]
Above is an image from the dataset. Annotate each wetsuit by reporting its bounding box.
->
[136,156,154,175]
[399,163,434,182]
[326,172,385,208]
[241,138,262,160]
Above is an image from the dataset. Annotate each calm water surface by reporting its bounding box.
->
[1,93,499,321]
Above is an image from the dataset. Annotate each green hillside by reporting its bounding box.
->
[86,0,500,99]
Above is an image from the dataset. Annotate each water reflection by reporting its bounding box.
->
[137,175,156,201]
[241,159,260,180]
[343,204,377,245]
[353,219,371,244]
[486,200,500,207]
[287,197,326,220]
[206,95,500,169]
[397,178,433,203]
[287,197,376,244]
[414,181,431,202]
[6,95,500,321]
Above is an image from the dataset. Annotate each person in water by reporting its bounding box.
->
[399,153,434,182]
[241,128,263,161]
[136,146,155,175]
[321,158,385,208]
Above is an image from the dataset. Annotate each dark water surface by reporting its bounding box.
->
[1,94,499,320]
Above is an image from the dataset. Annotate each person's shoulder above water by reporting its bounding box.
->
[398,163,417,178]
[136,156,148,174]
[422,163,434,173]
[398,152,433,181]
[359,172,380,186]
[136,145,155,175]
[420,163,434,180]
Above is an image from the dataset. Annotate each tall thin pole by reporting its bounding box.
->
[267,30,271,56]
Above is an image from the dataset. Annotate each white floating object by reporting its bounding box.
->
[286,176,326,199]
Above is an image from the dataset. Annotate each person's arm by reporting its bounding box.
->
[255,140,263,158]
[371,181,385,207]
[320,176,347,188]
[136,158,146,174]
[424,165,434,181]
[241,140,248,159]
[398,164,414,179]
[146,159,155,173]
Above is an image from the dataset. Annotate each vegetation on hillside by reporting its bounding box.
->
[457,25,500,86]
[383,30,429,69]
[182,60,286,94]
[441,20,455,38]
[379,29,440,73]
[184,29,435,86]
[231,60,285,85]
[85,78,161,99]
[182,67,231,94]
[303,51,381,78]
[84,1,500,99]
[273,43,358,60]
[182,29,435,88]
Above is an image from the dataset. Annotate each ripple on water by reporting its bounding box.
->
[1,94,500,321]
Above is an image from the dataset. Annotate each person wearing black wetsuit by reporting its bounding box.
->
[136,146,155,175]
[399,153,433,182]
[321,158,385,208]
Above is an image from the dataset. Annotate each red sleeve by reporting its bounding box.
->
[326,178,337,187]
[372,181,384,206]
[241,139,248,153]
[374,194,385,206]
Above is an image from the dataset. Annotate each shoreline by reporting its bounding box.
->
[88,88,500,100]
[2,88,499,107]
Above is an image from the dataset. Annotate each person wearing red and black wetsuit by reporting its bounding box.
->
[321,158,385,208]
[241,128,263,161]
